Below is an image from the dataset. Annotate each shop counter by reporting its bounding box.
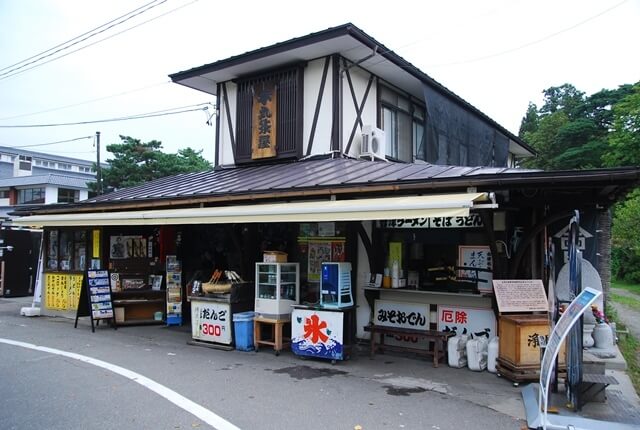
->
[291,304,357,362]
[361,287,497,352]
[363,286,493,309]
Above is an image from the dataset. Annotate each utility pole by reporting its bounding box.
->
[96,131,102,195]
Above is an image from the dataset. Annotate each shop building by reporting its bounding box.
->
[11,24,640,354]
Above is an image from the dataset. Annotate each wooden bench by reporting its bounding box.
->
[254,316,291,356]
[364,324,454,367]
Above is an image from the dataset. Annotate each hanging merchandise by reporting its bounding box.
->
[166,255,182,326]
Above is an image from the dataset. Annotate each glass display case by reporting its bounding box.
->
[255,262,299,318]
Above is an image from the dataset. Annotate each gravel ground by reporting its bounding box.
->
[609,287,640,388]
[609,288,640,340]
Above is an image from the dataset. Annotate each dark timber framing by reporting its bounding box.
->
[331,54,340,152]
[221,82,236,160]
[344,70,374,154]
[214,82,221,167]
[306,56,330,156]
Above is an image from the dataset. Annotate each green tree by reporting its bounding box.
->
[611,189,640,283]
[603,83,640,167]
[520,111,568,169]
[520,83,635,170]
[91,136,212,192]
[518,102,539,138]
[539,83,585,118]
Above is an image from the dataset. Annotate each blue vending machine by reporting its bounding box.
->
[320,262,353,308]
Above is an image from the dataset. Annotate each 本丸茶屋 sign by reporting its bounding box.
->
[252,81,277,160]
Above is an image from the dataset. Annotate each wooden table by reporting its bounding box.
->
[254,316,291,356]
[364,324,454,367]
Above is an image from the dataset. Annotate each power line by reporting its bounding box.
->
[0,0,199,82]
[426,0,630,68]
[0,0,164,74]
[0,81,170,121]
[8,136,94,149]
[0,0,168,79]
[0,103,211,128]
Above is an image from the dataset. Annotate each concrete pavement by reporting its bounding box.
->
[2,295,639,429]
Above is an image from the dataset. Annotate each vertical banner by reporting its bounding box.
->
[92,229,100,258]
[251,81,277,159]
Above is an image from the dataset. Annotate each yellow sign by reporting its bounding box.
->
[45,273,83,310]
[92,229,100,258]
[251,81,277,159]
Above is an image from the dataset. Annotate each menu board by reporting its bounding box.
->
[87,270,114,319]
[492,279,548,313]
[75,269,116,332]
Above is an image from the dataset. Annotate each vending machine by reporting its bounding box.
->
[320,262,353,308]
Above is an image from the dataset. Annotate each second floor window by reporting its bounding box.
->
[18,187,45,204]
[18,155,32,171]
[58,188,79,203]
[380,85,426,163]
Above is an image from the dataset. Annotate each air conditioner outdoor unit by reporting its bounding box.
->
[360,125,386,161]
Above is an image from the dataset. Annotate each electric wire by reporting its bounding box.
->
[425,0,630,68]
[0,0,164,74]
[0,103,210,128]
[0,81,170,121]
[358,0,628,71]
[0,0,199,82]
[8,136,94,149]
[0,0,167,79]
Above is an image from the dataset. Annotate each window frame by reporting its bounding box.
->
[45,228,88,272]
[378,83,427,163]
[17,187,45,204]
[57,188,79,203]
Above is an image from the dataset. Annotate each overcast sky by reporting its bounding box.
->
[0,0,638,164]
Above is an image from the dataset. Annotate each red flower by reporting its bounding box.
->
[303,314,329,344]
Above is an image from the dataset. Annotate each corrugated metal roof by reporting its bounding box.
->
[82,158,538,205]
[0,174,91,188]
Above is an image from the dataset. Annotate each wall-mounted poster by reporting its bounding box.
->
[458,245,493,293]
[110,235,147,259]
[308,242,332,282]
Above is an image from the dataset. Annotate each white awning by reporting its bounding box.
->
[11,193,491,227]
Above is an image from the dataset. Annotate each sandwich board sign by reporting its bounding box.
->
[74,269,116,333]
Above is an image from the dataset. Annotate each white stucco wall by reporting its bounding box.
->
[218,81,238,166]
[44,185,57,204]
[341,66,377,158]
[303,57,334,156]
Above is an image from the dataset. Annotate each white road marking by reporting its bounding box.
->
[0,337,241,430]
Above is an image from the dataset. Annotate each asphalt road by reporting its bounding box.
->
[0,298,524,430]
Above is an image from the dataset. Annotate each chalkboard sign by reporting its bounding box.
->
[74,269,116,332]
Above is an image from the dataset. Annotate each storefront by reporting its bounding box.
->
[12,159,640,359]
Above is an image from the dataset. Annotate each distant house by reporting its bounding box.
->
[0,146,99,220]
[0,146,101,296]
